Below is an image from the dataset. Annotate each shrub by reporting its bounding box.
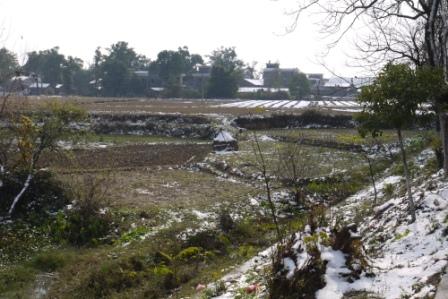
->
[154,251,172,265]
[153,265,177,289]
[218,210,235,232]
[116,226,149,245]
[0,171,69,219]
[85,262,143,297]
[268,235,326,299]
[237,245,257,258]
[185,230,228,253]
[51,210,112,246]
[383,183,394,199]
[50,174,114,246]
[30,251,71,272]
[175,247,202,261]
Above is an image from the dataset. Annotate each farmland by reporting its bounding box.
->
[0,97,440,298]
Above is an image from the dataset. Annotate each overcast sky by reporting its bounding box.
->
[0,0,368,77]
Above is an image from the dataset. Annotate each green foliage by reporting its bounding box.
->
[307,180,361,202]
[207,47,243,98]
[395,229,411,240]
[49,173,113,246]
[152,46,203,96]
[24,47,66,87]
[0,47,19,84]
[51,210,112,246]
[185,230,229,252]
[154,251,173,265]
[357,63,445,136]
[175,247,202,261]
[289,72,311,100]
[237,245,257,258]
[84,260,145,297]
[99,42,149,97]
[116,226,149,245]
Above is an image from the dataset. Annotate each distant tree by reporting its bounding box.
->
[152,46,203,97]
[244,61,258,79]
[24,47,65,86]
[92,47,103,95]
[288,72,311,100]
[100,42,148,97]
[358,63,444,223]
[72,69,92,96]
[207,47,243,98]
[62,56,83,94]
[0,48,19,84]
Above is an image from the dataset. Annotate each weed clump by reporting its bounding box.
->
[50,175,114,246]
[30,251,72,272]
[268,224,370,299]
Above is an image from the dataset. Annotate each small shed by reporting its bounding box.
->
[213,130,238,152]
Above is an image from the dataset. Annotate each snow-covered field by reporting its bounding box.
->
[218,100,361,111]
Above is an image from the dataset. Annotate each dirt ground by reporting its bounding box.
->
[89,168,259,209]
[8,96,352,116]
[41,143,212,171]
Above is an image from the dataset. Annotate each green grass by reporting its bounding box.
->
[211,140,365,179]
[241,129,424,145]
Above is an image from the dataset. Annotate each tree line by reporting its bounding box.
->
[0,43,312,99]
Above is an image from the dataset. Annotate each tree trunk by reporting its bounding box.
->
[397,129,416,223]
[366,155,378,204]
[440,113,448,173]
[264,173,282,242]
[8,173,33,215]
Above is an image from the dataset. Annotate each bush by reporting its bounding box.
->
[85,261,143,297]
[175,247,202,261]
[153,265,177,289]
[185,230,228,253]
[51,210,112,246]
[269,235,326,299]
[0,171,69,219]
[50,174,114,246]
[30,251,71,272]
[218,210,235,232]
[383,183,394,199]
[154,251,173,265]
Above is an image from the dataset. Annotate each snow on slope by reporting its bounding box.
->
[204,149,448,298]
[316,170,448,298]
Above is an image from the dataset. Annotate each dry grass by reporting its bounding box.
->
[60,168,259,210]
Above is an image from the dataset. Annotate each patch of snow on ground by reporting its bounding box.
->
[258,135,275,142]
[135,188,152,195]
[328,170,448,298]
[217,100,361,110]
[316,248,352,299]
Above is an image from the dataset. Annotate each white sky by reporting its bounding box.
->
[0,0,370,77]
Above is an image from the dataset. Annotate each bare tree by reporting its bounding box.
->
[251,133,283,242]
[287,0,448,172]
[276,140,316,207]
